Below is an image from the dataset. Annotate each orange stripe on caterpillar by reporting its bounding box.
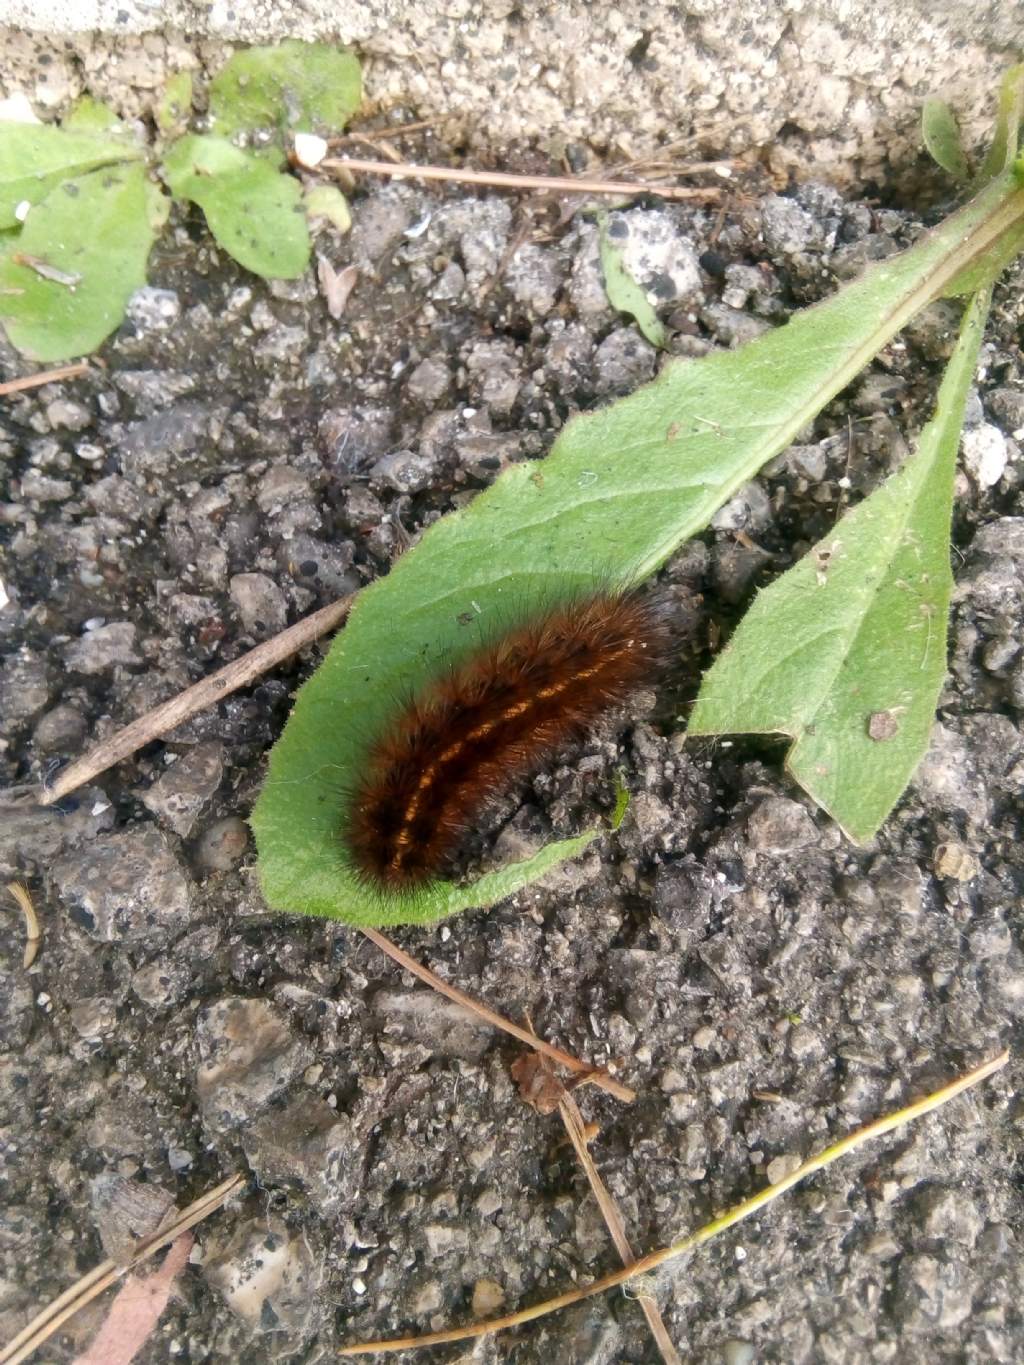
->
[343,588,673,891]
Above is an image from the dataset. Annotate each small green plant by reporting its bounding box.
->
[596,209,669,348]
[0,41,361,361]
[253,65,1024,928]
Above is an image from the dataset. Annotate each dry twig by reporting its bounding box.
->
[0,1173,246,1365]
[338,1050,1008,1355]
[323,156,725,203]
[328,118,440,146]
[0,362,90,396]
[555,1078,681,1364]
[359,925,635,1104]
[71,1232,193,1365]
[38,594,353,807]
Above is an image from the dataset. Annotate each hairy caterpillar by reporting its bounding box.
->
[344,588,673,890]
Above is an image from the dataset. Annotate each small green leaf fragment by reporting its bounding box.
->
[922,97,969,181]
[63,96,129,136]
[155,70,193,137]
[304,183,351,233]
[598,212,669,348]
[208,40,361,139]
[0,123,141,229]
[611,777,631,830]
[163,133,310,279]
[0,164,168,361]
[688,288,992,843]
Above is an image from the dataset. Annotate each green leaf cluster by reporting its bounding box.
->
[0,41,361,360]
[253,68,1024,928]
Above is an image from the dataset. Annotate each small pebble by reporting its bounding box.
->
[229,573,288,636]
[196,817,250,873]
[65,622,141,675]
[471,1279,505,1315]
[961,424,1008,488]
[932,842,980,881]
[747,797,818,853]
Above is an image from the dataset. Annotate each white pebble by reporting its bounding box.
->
[961,423,1007,488]
[293,132,327,168]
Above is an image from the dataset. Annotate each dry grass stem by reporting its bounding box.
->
[337,135,406,164]
[72,1231,193,1365]
[328,118,440,146]
[0,363,90,396]
[323,156,725,203]
[612,157,741,177]
[38,594,353,807]
[359,926,636,1104]
[5,881,41,967]
[556,1082,682,1364]
[0,1173,246,1365]
[337,1050,1008,1355]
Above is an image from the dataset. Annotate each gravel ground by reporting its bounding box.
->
[1,154,1022,1365]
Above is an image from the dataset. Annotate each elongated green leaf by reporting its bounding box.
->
[941,65,1024,297]
[0,164,169,360]
[163,134,309,278]
[922,97,968,181]
[940,158,1024,298]
[977,62,1024,185]
[598,212,669,348]
[253,172,1024,928]
[689,288,991,841]
[0,123,141,229]
[208,40,361,139]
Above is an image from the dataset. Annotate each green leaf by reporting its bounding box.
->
[0,163,169,361]
[63,96,130,136]
[940,213,1024,299]
[598,212,669,348]
[163,133,310,279]
[155,70,193,138]
[163,131,251,182]
[611,778,631,831]
[688,287,991,842]
[208,40,361,140]
[252,171,1024,928]
[977,63,1024,185]
[0,122,141,229]
[939,67,1024,296]
[304,183,351,233]
[922,97,969,181]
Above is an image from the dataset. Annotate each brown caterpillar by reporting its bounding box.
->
[344,588,673,890]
